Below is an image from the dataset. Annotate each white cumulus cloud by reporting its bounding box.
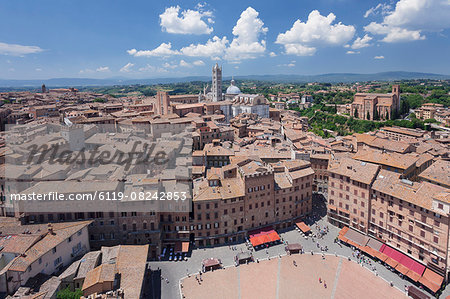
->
[0,42,44,56]
[346,34,373,49]
[365,22,424,42]
[159,5,213,34]
[127,43,180,57]
[127,7,267,62]
[138,64,169,73]
[179,60,191,67]
[278,60,296,67]
[364,3,392,18]
[374,55,385,59]
[120,62,134,73]
[276,10,355,56]
[364,0,450,42]
[346,50,360,54]
[283,44,316,56]
[225,7,268,61]
[163,62,178,69]
[180,36,228,57]
[96,66,110,72]
[193,60,205,66]
[269,52,277,57]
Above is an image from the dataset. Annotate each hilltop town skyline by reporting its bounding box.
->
[1,0,450,80]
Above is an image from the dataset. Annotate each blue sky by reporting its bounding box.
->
[0,0,449,79]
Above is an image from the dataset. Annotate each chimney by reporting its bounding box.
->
[47,223,55,235]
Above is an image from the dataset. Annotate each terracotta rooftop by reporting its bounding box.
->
[352,149,417,170]
[419,159,450,188]
[115,245,148,299]
[381,126,425,138]
[204,143,234,157]
[372,169,449,210]
[328,157,380,185]
[8,221,91,272]
[75,251,102,280]
[82,263,116,292]
[0,234,40,255]
[239,160,271,176]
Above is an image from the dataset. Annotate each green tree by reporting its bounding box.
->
[57,287,83,299]
[400,99,410,115]
[402,94,424,109]
[391,109,399,120]
[354,107,358,118]
[366,111,371,120]
[142,89,156,96]
[373,109,379,121]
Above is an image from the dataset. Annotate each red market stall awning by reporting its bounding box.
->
[380,244,425,275]
[395,263,410,276]
[418,269,444,293]
[296,222,311,233]
[360,246,378,258]
[267,231,280,242]
[338,235,348,243]
[339,226,349,236]
[385,257,399,268]
[374,251,389,262]
[405,270,422,282]
[250,235,263,247]
[249,229,280,247]
[346,239,361,249]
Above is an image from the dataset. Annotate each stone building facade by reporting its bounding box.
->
[351,85,400,120]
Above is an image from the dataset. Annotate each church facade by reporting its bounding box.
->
[351,85,400,120]
[202,64,270,120]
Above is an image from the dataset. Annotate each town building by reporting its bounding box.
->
[0,221,91,295]
[371,170,450,280]
[232,94,269,119]
[327,157,380,233]
[380,126,427,141]
[351,85,400,120]
[191,158,313,246]
[419,159,450,188]
[415,103,445,120]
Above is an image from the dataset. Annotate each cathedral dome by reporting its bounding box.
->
[226,79,241,94]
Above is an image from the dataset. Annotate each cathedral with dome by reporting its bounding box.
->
[224,78,241,100]
[202,63,269,120]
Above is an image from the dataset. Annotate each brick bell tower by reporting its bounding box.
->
[392,84,400,111]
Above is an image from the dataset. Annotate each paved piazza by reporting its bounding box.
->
[146,192,442,299]
[147,213,442,298]
[181,255,408,299]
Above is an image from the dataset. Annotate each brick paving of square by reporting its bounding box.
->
[181,254,408,299]
[240,258,278,299]
[334,258,408,299]
[279,254,338,299]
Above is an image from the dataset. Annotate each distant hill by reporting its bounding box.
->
[0,71,448,88]
[234,72,450,83]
